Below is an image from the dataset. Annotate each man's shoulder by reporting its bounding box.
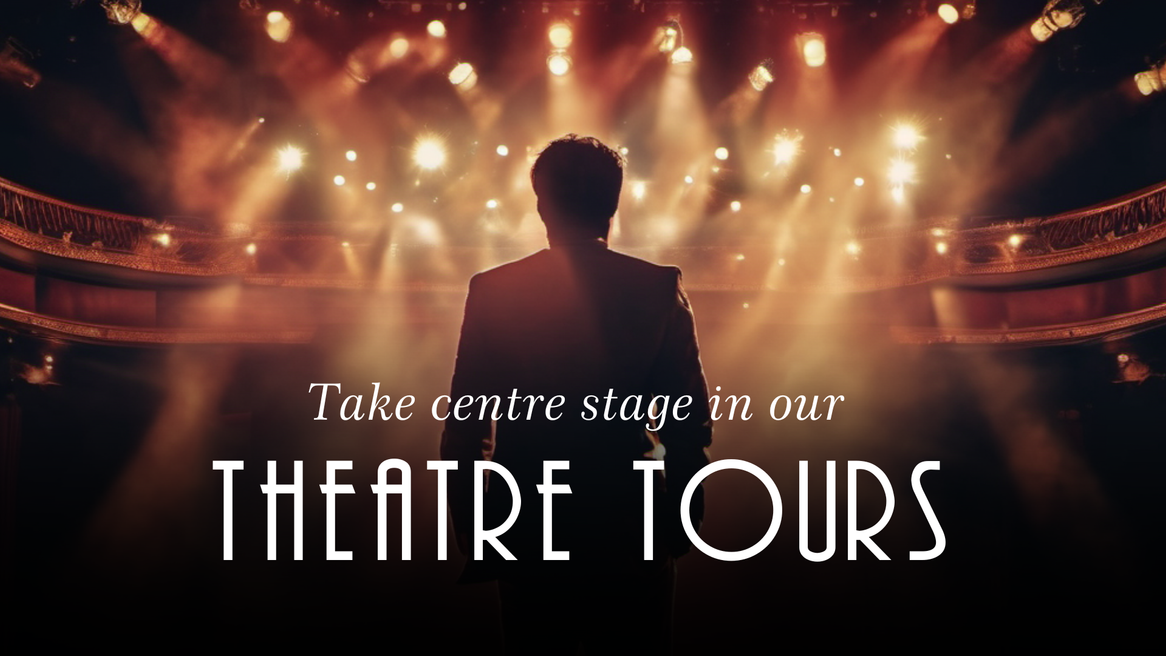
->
[471,247,681,287]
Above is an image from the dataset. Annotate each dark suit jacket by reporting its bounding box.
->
[441,240,712,579]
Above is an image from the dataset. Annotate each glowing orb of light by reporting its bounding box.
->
[245,242,257,256]
[772,133,802,166]
[333,175,346,186]
[366,182,377,191]
[485,199,498,209]
[547,52,572,76]
[427,20,447,38]
[935,241,948,254]
[670,47,693,65]
[730,201,741,212]
[548,23,573,49]
[631,181,646,201]
[265,11,292,43]
[845,241,861,256]
[345,150,357,162]
[276,145,305,174]
[413,137,447,170]
[154,232,171,247]
[854,177,865,187]
[714,147,729,161]
[1008,233,1024,248]
[892,123,923,150]
[448,62,477,88]
[801,33,826,68]
[391,203,404,213]
[888,158,917,185]
[938,4,960,25]
[496,145,509,157]
[800,184,812,194]
[389,37,409,59]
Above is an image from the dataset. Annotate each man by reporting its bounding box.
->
[441,134,712,654]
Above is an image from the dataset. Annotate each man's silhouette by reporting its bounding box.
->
[441,134,712,654]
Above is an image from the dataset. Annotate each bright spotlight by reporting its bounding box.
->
[345,150,357,162]
[391,203,404,213]
[714,147,729,161]
[892,123,922,150]
[366,182,377,191]
[485,199,498,209]
[631,181,646,201]
[657,20,681,53]
[245,242,257,256]
[153,232,171,247]
[1135,63,1166,96]
[265,10,293,43]
[547,52,572,76]
[448,62,477,88]
[413,137,447,170]
[333,175,346,186]
[548,23,573,49]
[938,4,960,24]
[670,47,693,65]
[845,241,861,256]
[276,145,305,174]
[730,200,741,212]
[800,184,811,194]
[748,60,775,91]
[935,241,948,255]
[1030,2,1087,43]
[427,20,447,38]
[772,133,803,166]
[389,37,409,58]
[854,177,865,187]
[799,33,826,68]
[102,0,142,25]
[888,158,917,185]
[1008,233,1024,248]
[496,145,509,157]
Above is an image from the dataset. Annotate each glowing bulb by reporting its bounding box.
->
[496,145,509,156]
[366,182,376,191]
[345,150,357,162]
[154,232,171,247]
[1135,67,1166,96]
[730,200,741,212]
[245,242,257,256]
[714,147,729,161]
[800,33,826,68]
[670,47,693,65]
[854,177,865,187]
[548,23,573,48]
[935,241,948,254]
[888,158,917,185]
[427,20,446,38]
[800,184,811,194]
[333,175,346,186]
[892,123,922,150]
[485,199,498,209]
[276,145,305,174]
[413,136,447,170]
[389,37,409,58]
[448,62,477,88]
[1117,353,1130,364]
[772,133,802,166]
[938,4,960,24]
[833,148,842,157]
[845,241,861,256]
[748,62,774,91]
[631,181,646,201]
[684,175,694,185]
[265,11,292,43]
[1008,233,1023,248]
[130,12,153,34]
[547,52,572,76]
[391,203,404,213]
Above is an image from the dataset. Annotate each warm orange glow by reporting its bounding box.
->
[800,33,826,67]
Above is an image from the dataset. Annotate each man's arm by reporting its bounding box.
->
[648,269,712,557]
[440,274,495,550]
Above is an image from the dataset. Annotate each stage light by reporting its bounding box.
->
[427,20,447,38]
[276,145,305,174]
[485,199,498,209]
[854,177,865,187]
[448,62,477,88]
[935,241,948,254]
[333,175,346,186]
[496,145,509,156]
[657,20,681,53]
[1008,233,1024,248]
[389,37,409,59]
[888,158,917,185]
[748,60,775,91]
[800,184,812,194]
[631,181,646,201]
[845,241,861,256]
[892,123,922,150]
[799,33,826,68]
[684,175,694,185]
[547,51,572,76]
[938,4,960,24]
[391,203,404,213]
[670,47,693,65]
[548,23,573,49]
[413,137,447,170]
[772,133,802,166]
[346,150,357,162]
[1135,62,1166,96]
[153,232,171,247]
[735,253,745,261]
[1029,0,1089,43]
[101,0,142,25]
[245,242,257,256]
[130,12,153,34]
[714,147,729,161]
[833,148,842,157]
[265,10,293,43]
[730,200,741,212]
[366,182,376,191]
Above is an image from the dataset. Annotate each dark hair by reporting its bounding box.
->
[531,134,625,238]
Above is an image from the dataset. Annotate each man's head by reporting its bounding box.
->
[530,134,624,242]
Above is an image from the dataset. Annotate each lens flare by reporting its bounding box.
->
[892,123,922,150]
[938,4,960,24]
[276,145,305,174]
[413,137,447,170]
[427,20,447,38]
[772,133,803,166]
[265,11,292,43]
